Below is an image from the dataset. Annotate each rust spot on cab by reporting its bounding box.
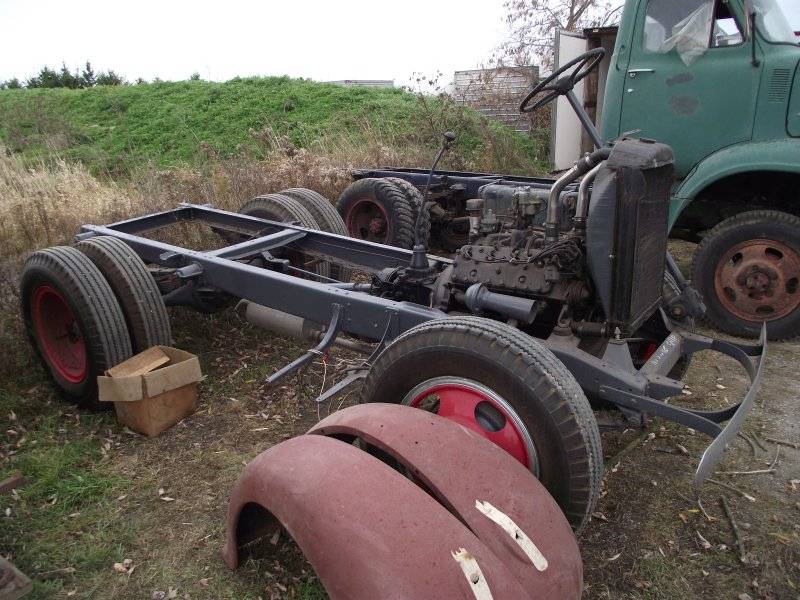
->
[670,96,700,116]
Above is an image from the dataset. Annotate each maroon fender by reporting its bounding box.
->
[309,403,582,599]
[222,434,531,599]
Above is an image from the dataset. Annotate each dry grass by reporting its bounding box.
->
[0,152,137,255]
[0,123,544,383]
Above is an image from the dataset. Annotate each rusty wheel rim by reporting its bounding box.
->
[402,376,540,477]
[345,199,390,243]
[714,238,800,322]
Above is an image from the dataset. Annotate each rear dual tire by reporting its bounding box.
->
[278,188,352,281]
[21,247,133,408]
[75,236,172,353]
[237,193,332,280]
[22,239,171,408]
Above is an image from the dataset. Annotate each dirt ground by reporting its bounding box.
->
[2,241,799,599]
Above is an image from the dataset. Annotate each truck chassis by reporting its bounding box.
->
[75,200,765,487]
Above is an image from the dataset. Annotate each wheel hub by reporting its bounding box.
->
[402,376,539,477]
[715,239,800,321]
[368,217,386,235]
[345,199,390,243]
[31,284,88,384]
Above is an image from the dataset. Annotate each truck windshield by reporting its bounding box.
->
[752,0,798,44]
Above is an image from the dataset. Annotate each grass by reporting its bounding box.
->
[1,311,334,599]
[0,382,133,598]
[0,77,545,176]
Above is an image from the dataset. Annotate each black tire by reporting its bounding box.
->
[692,210,800,340]
[382,177,431,246]
[336,178,429,249]
[280,188,348,236]
[238,193,330,279]
[21,246,133,408]
[279,188,352,281]
[361,316,602,530]
[75,236,172,353]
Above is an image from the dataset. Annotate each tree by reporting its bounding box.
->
[0,78,22,89]
[58,62,82,89]
[95,69,125,86]
[498,0,623,69]
[189,72,201,81]
[81,61,96,87]
[26,66,60,88]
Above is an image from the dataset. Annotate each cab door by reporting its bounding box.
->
[619,0,762,178]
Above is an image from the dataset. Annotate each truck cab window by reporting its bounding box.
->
[711,3,743,47]
[644,0,742,63]
[644,0,709,52]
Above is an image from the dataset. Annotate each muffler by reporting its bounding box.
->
[236,300,372,354]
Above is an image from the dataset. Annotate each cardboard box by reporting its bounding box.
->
[98,346,203,437]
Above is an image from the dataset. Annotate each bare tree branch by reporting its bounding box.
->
[496,0,624,70]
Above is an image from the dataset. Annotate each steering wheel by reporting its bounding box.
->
[520,48,606,113]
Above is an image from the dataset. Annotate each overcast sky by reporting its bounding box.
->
[1,0,798,85]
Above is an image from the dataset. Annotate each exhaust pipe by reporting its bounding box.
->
[236,300,373,354]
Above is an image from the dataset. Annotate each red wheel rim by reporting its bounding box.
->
[714,239,800,322]
[31,285,88,384]
[403,377,539,475]
[345,199,391,243]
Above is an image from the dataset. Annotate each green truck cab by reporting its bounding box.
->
[599,0,800,338]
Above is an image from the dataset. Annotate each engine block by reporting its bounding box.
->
[451,244,588,303]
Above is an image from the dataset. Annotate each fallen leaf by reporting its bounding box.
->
[696,531,712,550]
[160,496,175,502]
[716,384,726,390]
[607,553,621,562]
